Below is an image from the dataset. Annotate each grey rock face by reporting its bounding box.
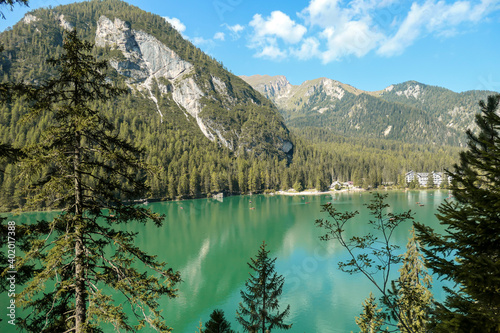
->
[94,16,288,154]
[95,16,214,136]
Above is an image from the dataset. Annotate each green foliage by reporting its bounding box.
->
[316,193,434,332]
[286,92,464,146]
[204,309,235,333]
[292,179,303,192]
[1,30,181,332]
[237,241,292,333]
[380,81,494,140]
[355,292,387,333]
[415,94,500,332]
[427,174,435,188]
[389,227,433,333]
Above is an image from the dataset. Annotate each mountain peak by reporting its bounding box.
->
[239,74,292,100]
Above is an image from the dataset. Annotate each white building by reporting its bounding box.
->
[405,171,451,187]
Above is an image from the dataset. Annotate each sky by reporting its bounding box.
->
[1,0,500,93]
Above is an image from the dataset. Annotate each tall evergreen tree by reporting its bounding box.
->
[7,30,181,332]
[355,292,387,333]
[236,241,292,333]
[415,94,500,332]
[204,309,235,333]
[391,227,433,333]
[426,173,435,188]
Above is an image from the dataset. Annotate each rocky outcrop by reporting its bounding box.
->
[58,14,73,31]
[23,14,39,24]
[95,16,192,83]
[240,75,292,100]
[395,84,422,99]
[261,75,293,99]
[240,75,346,114]
[95,16,215,132]
[304,78,345,100]
[94,16,279,153]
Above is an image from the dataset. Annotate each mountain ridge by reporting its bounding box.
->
[240,74,497,146]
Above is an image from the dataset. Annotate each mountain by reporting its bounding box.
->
[0,0,471,210]
[378,81,492,134]
[0,0,293,159]
[240,75,496,146]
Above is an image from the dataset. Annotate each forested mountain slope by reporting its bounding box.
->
[379,81,493,134]
[241,75,495,146]
[0,0,296,209]
[1,0,293,157]
[0,0,464,210]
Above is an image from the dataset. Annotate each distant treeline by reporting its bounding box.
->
[0,116,460,211]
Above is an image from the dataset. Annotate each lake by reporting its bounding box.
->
[1,190,450,332]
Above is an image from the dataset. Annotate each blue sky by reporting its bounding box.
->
[1,0,500,92]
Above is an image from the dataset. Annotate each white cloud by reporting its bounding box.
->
[250,11,307,44]
[291,37,321,60]
[214,32,225,41]
[321,20,384,62]
[243,0,500,62]
[223,23,245,40]
[225,23,244,34]
[254,42,287,60]
[378,0,500,56]
[163,16,186,33]
[299,0,386,61]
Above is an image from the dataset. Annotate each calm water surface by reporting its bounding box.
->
[1,190,450,332]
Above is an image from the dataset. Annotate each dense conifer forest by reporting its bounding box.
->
[0,0,462,212]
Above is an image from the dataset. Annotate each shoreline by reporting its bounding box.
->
[1,188,448,214]
[273,188,366,196]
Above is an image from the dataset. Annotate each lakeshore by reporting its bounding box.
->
[274,187,366,196]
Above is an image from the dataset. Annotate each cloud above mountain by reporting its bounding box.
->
[242,0,500,62]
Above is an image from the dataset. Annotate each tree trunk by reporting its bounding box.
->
[262,272,266,333]
[74,130,86,332]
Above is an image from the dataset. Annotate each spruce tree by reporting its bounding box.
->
[426,173,435,188]
[355,292,387,333]
[204,309,235,333]
[8,30,181,332]
[391,227,433,333]
[415,94,500,332]
[236,241,292,333]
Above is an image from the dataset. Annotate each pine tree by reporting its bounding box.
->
[426,173,435,188]
[355,292,386,333]
[292,179,303,192]
[415,94,500,332]
[391,227,433,333]
[236,241,292,333]
[9,30,181,332]
[204,309,235,333]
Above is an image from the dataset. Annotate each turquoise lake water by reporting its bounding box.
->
[1,190,451,332]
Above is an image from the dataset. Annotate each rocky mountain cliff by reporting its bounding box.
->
[241,75,496,146]
[1,0,293,159]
